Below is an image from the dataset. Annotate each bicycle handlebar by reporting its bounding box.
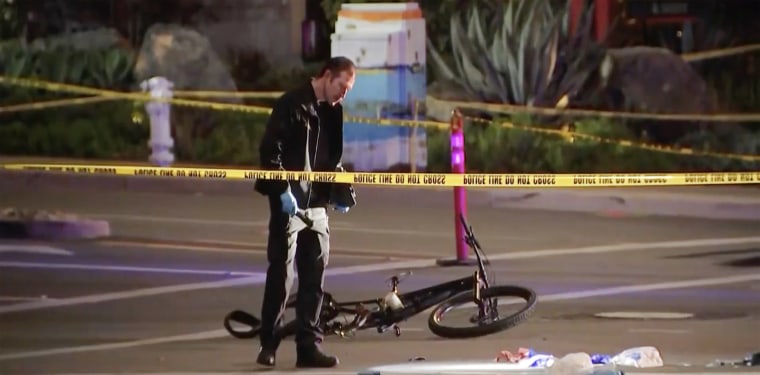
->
[458,213,481,251]
[295,209,314,227]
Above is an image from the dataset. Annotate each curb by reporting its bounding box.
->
[3,169,760,221]
[0,208,111,240]
[0,169,465,196]
[489,189,760,221]
[0,169,255,196]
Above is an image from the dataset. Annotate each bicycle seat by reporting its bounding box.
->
[385,270,413,286]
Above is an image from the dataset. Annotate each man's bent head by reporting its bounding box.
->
[313,56,356,106]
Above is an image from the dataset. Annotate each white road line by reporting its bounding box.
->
[0,275,265,314]
[0,259,429,315]
[628,328,692,334]
[334,226,531,239]
[0,295,55,302]
[0,244,73,256]
[56,374,342,375]
[0,329,229,361]
[97,240,424,260]
[485,236,760,261]
[86,212,530,240]
[2,236,758,315]
[83,213,269,227]
[535,274,760,302]
[46,373,760,375]
[0,261,262,277]
[99,235,760,262]
[0,272,758,362]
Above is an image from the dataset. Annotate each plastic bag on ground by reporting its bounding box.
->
[494,346,664,369]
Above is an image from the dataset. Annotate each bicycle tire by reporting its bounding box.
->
[427,285,537,339]
[222,294,298,340]
[223,292,341,340]
[223,309,261,339]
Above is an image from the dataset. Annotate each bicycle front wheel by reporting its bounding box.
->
[428,285,537,339]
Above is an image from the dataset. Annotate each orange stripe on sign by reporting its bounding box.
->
[338,8,422,21]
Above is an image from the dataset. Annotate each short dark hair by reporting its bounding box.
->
[318,56,355,78]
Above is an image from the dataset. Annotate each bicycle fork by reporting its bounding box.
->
[471,269,496,324]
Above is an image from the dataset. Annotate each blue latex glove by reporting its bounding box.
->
[334,205,349,213]
[279,190,297,216]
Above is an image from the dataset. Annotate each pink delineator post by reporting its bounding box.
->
[450,110,468,262]
[436,109,474,267]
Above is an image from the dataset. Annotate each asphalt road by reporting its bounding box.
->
[0,187,759,374]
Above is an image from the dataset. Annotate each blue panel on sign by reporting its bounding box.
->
[340,66,427,172]
[342,66,427,114]
[342,111,428,172]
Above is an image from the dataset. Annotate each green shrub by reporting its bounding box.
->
[0,99,267,165]
[0,38,269,165]
[177,110,267,166]
[423,115,759,174]
[2,30,754,173]
[0,100,148,159]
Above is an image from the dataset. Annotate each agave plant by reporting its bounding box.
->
[427,0,578,105]
[427,0,618,111]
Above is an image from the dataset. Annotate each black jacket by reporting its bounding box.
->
[254,81,356,209]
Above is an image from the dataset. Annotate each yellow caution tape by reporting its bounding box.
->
[172,90,282,99]
[158,44,760,99]
[0,96,121,114]
[468,116,760,162]
[2,75,758,163]
[681,43,760,62]
[345,114,449,130]
[0,75,450,128]
[426,96,760,123]
[0,75,275,115]
[5,42,760,123]
[2,163,759,188]
[5,74,760,124]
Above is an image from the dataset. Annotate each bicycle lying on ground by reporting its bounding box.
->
[223,213,538,339]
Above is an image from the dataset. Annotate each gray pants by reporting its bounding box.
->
[259,195,330,351]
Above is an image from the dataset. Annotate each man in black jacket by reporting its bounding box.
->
[253,56,357,368]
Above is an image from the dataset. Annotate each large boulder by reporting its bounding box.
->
[606,46,721,144]
[134,23,242,157]
[134,23,239,96]
[606,46,716,115]
[532,44,721,144]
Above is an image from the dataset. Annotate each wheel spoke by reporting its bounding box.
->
[427,285,538,339]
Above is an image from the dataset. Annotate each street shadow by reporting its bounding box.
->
[662,248,760,268]
[721,255,760,268]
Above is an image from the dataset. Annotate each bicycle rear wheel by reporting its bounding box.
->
[222,292,342,340]
[223,309,261,339]
[427,285,537,339]
[222,295,299,340]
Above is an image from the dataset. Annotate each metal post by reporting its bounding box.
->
[140,76,175,167]
[410,99,419,173]
[594,0,612,42]
[436,109,477,267]
[568,0,585,36]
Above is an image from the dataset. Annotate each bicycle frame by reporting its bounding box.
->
[224,213,499,340]
[296,213,494,338]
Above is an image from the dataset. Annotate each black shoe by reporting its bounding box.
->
[296,348,339,368]
[256,347,276,367]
